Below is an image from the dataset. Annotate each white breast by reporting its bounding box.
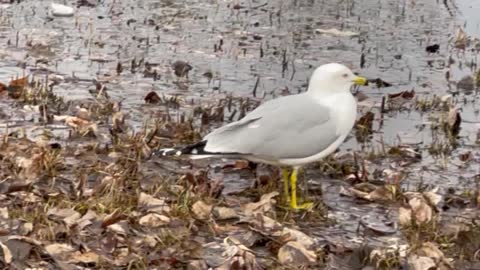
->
[328,92,357,136]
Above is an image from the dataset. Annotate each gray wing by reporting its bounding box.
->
[203,93,340,159]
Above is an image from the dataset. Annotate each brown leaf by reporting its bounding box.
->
[409,197,433,224]
[144,91,161,104]
[0,208,8,220]
[0,82,7,94]
[242,191,279,216]
[447,107,461,134]
[18,222,33,236]
[277,241,317,266]
[138,213,171,227]
[47,208,81,227]
[68,251,99,265]
[422,188,442,207]
[387,89,415,109]
[192,201,213,220]
[407,254,436,270]
[355,111,374,130]
[77,210,101,231]
[9,76,28,89]
[457,75,474,91]
[398,207,412,226]
[75,107,91,120]
[138,192,171,214]
[459,151,473,162]
[234,160,250,169]
[172,60,192,78]
[247,214,283,234]
[416,242,444,260]
[345,183,396,202]
[187,260,208,270]
[101,209,126,228]
[107,220,130,236]
[112,111,125,131]
[5,236,42,262]
[212,207,238,221]
[0,241,12,265]
[53,115,91,129]
[45,243,75,260]
[409,242,454,270]
[454,27,468,50]
[278,228,315,249]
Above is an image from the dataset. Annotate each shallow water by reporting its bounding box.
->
[0,0,479,267]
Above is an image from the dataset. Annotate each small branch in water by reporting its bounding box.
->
[379,96,386,129]
[281,49,287,78]
[290,60,296,81]
[252,76,260,97]
[228,109,237,122]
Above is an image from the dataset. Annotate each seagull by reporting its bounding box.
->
[156,63,368,209]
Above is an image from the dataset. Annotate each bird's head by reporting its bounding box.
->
[308,63,367,94]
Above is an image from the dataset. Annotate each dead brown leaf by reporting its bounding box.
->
[459,151,473,162]
[9,76,28,88]
[277,241,317,266]
[45,243,76,260]
[101,209,127,228]
[53,115,91,129]
[344,183,397,202]
[138,192,171,214]
[144,91,161,104]
[68,251,100,265]
[242,191,279,216]
[138,213,171,227]
[388,89,415,109]
[454,27,468,50]
[47,208,81,227]
[212,207,238,221]
[447,106,461,134]
[192,201,213,220]
[0,241,12,265]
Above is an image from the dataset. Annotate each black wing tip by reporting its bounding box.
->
[154,140,243,157]
[154,141,208,157]
[154,148,183,157]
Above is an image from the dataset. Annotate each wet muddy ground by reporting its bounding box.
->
[0,0,478,269]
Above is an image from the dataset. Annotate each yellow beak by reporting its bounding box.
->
[352,76,368,86]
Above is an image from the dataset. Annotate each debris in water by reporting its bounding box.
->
[458,151,473,162]
[77,0,98,8]
[399,189,441,226]
[446,106,461,135]
[367,78,392,88]
[387,89,415,109]
[277,241,317,266]
[242,191,279,216]
[457,75,474,91]
[51,3,75,17]
[315,28,359,37]
[407,242,453,270]
[172,60,193,78]
[425,44,440,54]
[454,27,468,50]
[191,201,213,220]
[144,91,161,104]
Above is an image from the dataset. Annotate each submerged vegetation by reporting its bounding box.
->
[0,0,477,269]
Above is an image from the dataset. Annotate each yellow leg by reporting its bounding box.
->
[282,168,290,202]
[290,168,313,210]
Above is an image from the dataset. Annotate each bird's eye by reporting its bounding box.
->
[342,73,349,78]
